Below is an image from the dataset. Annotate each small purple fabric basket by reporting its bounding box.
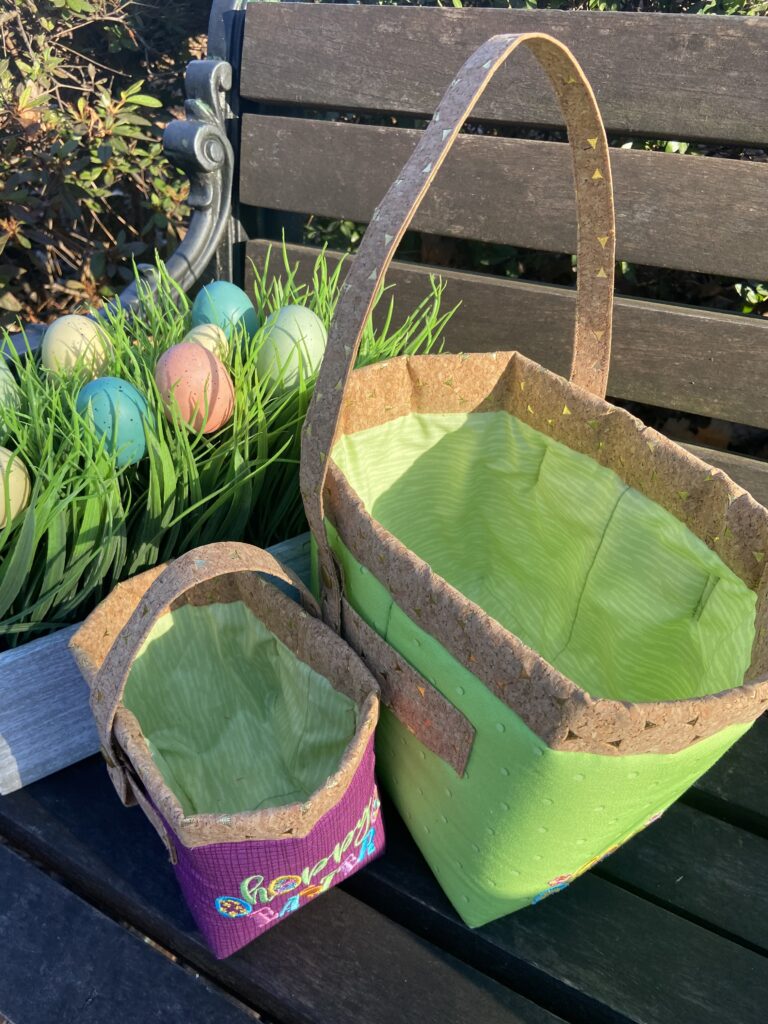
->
[70,542,384,960]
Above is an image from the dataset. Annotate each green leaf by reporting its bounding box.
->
[128,94,163,109]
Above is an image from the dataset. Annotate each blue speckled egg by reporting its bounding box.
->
[76,377,149,467]
[190,281,259,340]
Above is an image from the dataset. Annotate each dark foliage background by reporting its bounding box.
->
[0,0,210,328]
[1,0,765,330]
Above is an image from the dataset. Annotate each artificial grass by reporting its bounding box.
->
[0,247,452,647]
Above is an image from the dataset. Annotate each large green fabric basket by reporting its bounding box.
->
[300,33,768,927]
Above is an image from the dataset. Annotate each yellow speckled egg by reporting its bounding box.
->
[0,359,21,412]
[181,323,229,360]
[41,315,111,375]
[155,342,234,434]
[0,447,31,527]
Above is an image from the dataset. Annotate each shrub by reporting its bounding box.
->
[0,0,206,329]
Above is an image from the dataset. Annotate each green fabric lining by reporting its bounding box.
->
[123,601,358,817]
[331,411,755,703]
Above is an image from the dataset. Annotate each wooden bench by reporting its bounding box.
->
[1,3,767,1022]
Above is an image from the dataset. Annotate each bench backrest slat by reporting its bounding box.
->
[245,240,768,432]
[241,114,768,281]
[235,3,768,457]
[240,6,768,146]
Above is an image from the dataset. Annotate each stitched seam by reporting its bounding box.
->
[549,483,630,665]
[693,574,719,622]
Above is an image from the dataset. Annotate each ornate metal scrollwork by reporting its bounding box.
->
[116,58,235,311]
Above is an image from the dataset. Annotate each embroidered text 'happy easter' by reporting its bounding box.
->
[215,789,381,922]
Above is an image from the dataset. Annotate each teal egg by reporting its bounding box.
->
[190,281,259,340]
[76,377,149,468]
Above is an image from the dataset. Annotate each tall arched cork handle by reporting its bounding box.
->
[301,32,616,631]
[88,541,320,796]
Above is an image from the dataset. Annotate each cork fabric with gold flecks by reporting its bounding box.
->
[300,33,768,763]
[70,542,382,848]
[301,31,616,634]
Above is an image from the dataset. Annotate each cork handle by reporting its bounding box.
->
[88,541,320,793]
[301,32,616,630]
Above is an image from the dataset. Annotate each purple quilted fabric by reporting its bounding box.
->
[167,738,383,958]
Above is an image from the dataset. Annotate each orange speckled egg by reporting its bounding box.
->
[154,342,234,434]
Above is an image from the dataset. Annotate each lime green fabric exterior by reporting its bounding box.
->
[326,410,758,926]
[123,601,357,817]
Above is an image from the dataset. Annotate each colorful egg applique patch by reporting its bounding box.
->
[532,881,570,905]
[215,896,253,919]
[268,875,302,897]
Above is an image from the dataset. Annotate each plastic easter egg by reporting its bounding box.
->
[0,359,20,412]
[190,281,259,341]
[41,315,110,375]
[155,342,234,434]
[76,377,149,468]
[257,305,328,388]
[181,323,229,360]
[0,447,31,528]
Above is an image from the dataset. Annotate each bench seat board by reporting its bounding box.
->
[594,799,768,954]
[240,116,768,282]
[685,714,768,837]
[0,842,257,1024]
[245,240,768,436]
[1,755,766,1024]
[0,759,564,1024]
[345,809,768,1024]
[240,5,768,146]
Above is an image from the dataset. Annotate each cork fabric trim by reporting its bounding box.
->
[114,696,378,849]
[333,350,768,680]
[341,597,476,775]
[324,353,768,755]
[300,31,616,636]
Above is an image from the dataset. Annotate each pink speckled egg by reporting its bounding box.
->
[154,342,234,434]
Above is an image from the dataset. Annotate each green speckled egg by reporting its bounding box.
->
[257,305,327,388]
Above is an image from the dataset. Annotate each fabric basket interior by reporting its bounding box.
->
[123,601,358,816]
[331,410,756,704]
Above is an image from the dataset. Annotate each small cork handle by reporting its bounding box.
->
[301,32,616,632]
[88,542,320,790]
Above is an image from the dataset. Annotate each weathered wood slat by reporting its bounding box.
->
[240,115,768,281]
[241,6,768,146]
[0,533,312,796]
[683,445,768,510]
[690,715,768,837]
[245,241,768,433]
[345,807,768,1024]
[0,841,257,1024]
[595,801,768,954]
[0,760,564,1024]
